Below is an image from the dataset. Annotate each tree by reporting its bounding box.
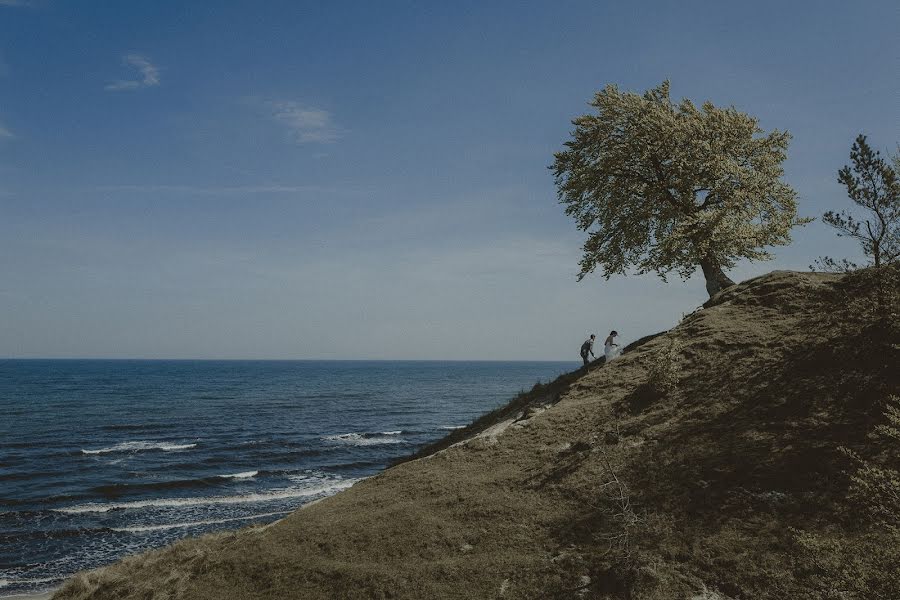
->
[552,81,806,297]
[815,135,900,271]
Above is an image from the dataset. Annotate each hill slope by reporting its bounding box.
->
[53,270,900,599]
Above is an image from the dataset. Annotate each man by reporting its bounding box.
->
[580,334,596,366]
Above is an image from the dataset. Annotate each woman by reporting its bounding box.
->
[604,330,620,361]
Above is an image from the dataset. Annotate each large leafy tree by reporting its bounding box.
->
[552,81,806,297]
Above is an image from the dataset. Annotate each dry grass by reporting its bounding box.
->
[52,269,900,599]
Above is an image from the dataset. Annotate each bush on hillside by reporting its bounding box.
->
[793,395,900,599]
[845,396,900,532]
[825,265,900,335]
[647,337,683,397]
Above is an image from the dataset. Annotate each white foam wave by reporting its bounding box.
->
[0,576,60,588]
[219,470,258,479]
[440,425,466,430]
[54,479,356,514]
[81,441,197,455]
[323,433,403,446]
[380,430,402,435]
[111,510,290,533]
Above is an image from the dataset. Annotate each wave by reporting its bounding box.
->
[0,440,61,450]
[91,478,217,497]
[53,478,357,514]
[1,492,92,509]
[439,425,466,430]
[218,439,311,452]
[0,576,61,588]
[2,525,115,542]
[0,469,68,482]
[219,470,258,479]
[81,441,197,455]
[111,510,290,533]
[293,392,370,400]
[380,430,403,435]
[100,423,171,432]
[318,460,385,471]
[89,471,258,496]
[322,432,404,446]
[223,448,340,462]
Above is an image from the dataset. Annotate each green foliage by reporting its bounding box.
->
[552,81,806,296]
[815,135,900,271]
[819,264,900,337]
[845,396,900,534]
[792,530,900,600]
[793,396,900,599]
[647,336,682,396]
[810,255,857,274]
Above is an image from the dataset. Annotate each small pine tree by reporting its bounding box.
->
[814,135,900,272]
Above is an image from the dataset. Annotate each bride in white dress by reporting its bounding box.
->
[604,330,620,361]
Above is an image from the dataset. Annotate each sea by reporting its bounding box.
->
[0,359,573,597]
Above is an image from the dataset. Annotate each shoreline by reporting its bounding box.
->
[1,592,56,600]
[5,360,574,600]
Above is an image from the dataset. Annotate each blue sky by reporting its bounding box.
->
[1,0,897,359]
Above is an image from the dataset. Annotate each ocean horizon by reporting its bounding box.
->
[0,359,574,597]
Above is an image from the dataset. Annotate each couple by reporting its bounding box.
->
[580,331,619,366]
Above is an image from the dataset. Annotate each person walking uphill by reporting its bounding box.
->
[580,334,596,366]
[604,330,620,361]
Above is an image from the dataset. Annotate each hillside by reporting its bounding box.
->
[52,269,900,599]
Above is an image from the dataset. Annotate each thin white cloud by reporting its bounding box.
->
[94,183,366,196]
[0,123,14,139]
[264,100,341,143]
[105,54,160,92]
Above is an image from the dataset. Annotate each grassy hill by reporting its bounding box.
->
[52,269,900,599]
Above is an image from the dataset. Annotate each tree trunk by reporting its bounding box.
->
[700,256,735,298]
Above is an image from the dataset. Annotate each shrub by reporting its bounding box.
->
[647,337,683,396]
[793,395,900,599]
[820,265,900,338]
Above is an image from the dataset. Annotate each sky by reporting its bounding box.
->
[0,0,897,360]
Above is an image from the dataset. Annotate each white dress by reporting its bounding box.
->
[604,341,620,361]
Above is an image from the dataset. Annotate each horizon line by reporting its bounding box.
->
[0,357,578,363]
